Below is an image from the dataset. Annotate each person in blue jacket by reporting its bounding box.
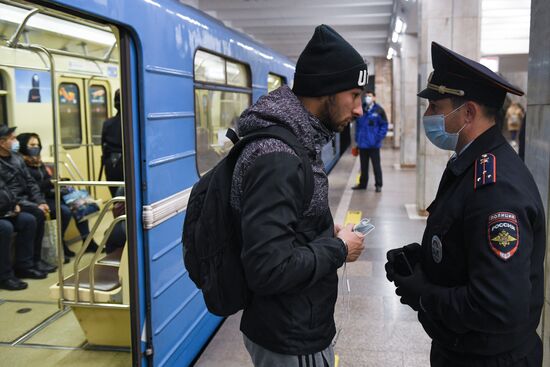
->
[353,91,388,191]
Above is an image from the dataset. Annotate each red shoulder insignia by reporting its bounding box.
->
[475,153,496,190]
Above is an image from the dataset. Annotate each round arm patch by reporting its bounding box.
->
[487,212,519,261]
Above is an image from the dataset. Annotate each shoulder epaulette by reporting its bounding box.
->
[474,153,496,190]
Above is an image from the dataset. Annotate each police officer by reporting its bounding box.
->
[385,42,545,366]
[101,89,123,197]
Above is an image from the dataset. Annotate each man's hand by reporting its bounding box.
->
[38,203,50,214]
[338,223,365,262]
[385,243,421,282]
[393,263,430,312]
[334,223,343,236]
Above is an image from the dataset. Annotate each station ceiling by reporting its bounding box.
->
[193,0,395,61]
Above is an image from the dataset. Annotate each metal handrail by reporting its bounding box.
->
[6,8,38,47]
[72,196,125,303]
[89,215,126,304]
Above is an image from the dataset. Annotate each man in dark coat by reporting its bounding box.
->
[231,25,367,367]
[0,174,46,290]
[101,89,123,197]
[0,125,55,274]
[385,42,545,366]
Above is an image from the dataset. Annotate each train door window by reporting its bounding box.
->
[58,83,82,146]
[0,73,6,126]
[194,50,251,175]
[268,73,285,93]
[89,85,108,145]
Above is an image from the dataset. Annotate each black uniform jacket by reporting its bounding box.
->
[0,153,45,207]
[419,125,546,356]
[238,152,347,355]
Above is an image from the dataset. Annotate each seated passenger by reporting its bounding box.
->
[0,176,47,290]
[16,133,99,260]
[0,127,56,274]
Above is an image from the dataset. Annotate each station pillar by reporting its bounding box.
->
[525,0,550,361]
[415,0,481,213]
[399,34,418,167]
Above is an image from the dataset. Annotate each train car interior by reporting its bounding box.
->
[0,1,131,365]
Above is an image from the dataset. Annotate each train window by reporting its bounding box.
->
[195,51,226,84]
[58,83,82,146]
[268,73,285,93]
[194,89,250,175]
[194,50,252,175]
[0,73,6,126]
[89,85,108,145]
[226,61,249,87]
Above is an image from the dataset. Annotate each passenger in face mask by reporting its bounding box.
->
[0,125,54,275]
[385,42,545,367]
[17,133,99,262]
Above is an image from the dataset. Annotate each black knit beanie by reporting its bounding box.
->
[293,24,368,97]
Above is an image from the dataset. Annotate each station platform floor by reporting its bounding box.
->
[195,147,432,367]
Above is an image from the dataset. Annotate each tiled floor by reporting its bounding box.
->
[195,148,432,367]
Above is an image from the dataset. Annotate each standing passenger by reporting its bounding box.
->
[232,24,366,367]
[101,89,123,197]
[385,42,545,366]
[352,91,388,192]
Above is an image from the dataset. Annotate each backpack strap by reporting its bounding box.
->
[230,125,314,213]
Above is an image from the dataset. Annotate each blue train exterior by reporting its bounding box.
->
[34,0,341,365]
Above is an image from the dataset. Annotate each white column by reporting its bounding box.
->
[416,0,481,213]
[392,55,402,149]
[525,0,550,362]
[400,34,418,167]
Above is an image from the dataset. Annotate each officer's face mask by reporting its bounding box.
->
[422,103,466,151]
[10,139,20,153]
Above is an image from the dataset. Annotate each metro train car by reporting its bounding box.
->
[0,0,343,366]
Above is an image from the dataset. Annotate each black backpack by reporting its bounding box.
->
[182,125,314,316]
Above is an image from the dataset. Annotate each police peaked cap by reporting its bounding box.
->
[418,42,524,108]
[293,24,369,97]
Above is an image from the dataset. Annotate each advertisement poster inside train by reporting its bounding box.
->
[15,69,52,103]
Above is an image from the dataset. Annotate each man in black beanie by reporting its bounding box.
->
[231,25,367,367]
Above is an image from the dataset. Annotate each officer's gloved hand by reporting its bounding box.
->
[393,263,430,312]
[385,243,421,282]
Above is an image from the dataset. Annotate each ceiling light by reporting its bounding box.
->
[392,31,399,43]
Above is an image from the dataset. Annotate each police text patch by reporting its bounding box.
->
[488,212,519,261]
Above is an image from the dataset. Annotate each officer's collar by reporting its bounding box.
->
[448,124,507,176]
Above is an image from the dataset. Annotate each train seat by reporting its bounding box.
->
[49,244,128,304]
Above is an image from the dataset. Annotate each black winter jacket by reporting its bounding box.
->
[25,164,54,199]
[230,86,347,355]
[0,153,45,207]
[0,176,17,217]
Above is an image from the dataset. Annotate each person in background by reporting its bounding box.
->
[352,91,388,192]
[0,174,46,290]
[16,133,99,261]
[101,89,123,197]
[0,125,55,274]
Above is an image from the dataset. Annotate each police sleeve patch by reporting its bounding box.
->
[487,212,519,261]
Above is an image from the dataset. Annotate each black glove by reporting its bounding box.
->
[394,263,430,312]
[385,243,421,282]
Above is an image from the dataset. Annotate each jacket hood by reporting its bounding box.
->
[237,85,333,154]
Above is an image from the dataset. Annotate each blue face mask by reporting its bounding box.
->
[10,140,20,153]
[422,104,466,151]
[28,146,41,156]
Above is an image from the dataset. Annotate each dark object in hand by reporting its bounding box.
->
[393,250,413,276]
